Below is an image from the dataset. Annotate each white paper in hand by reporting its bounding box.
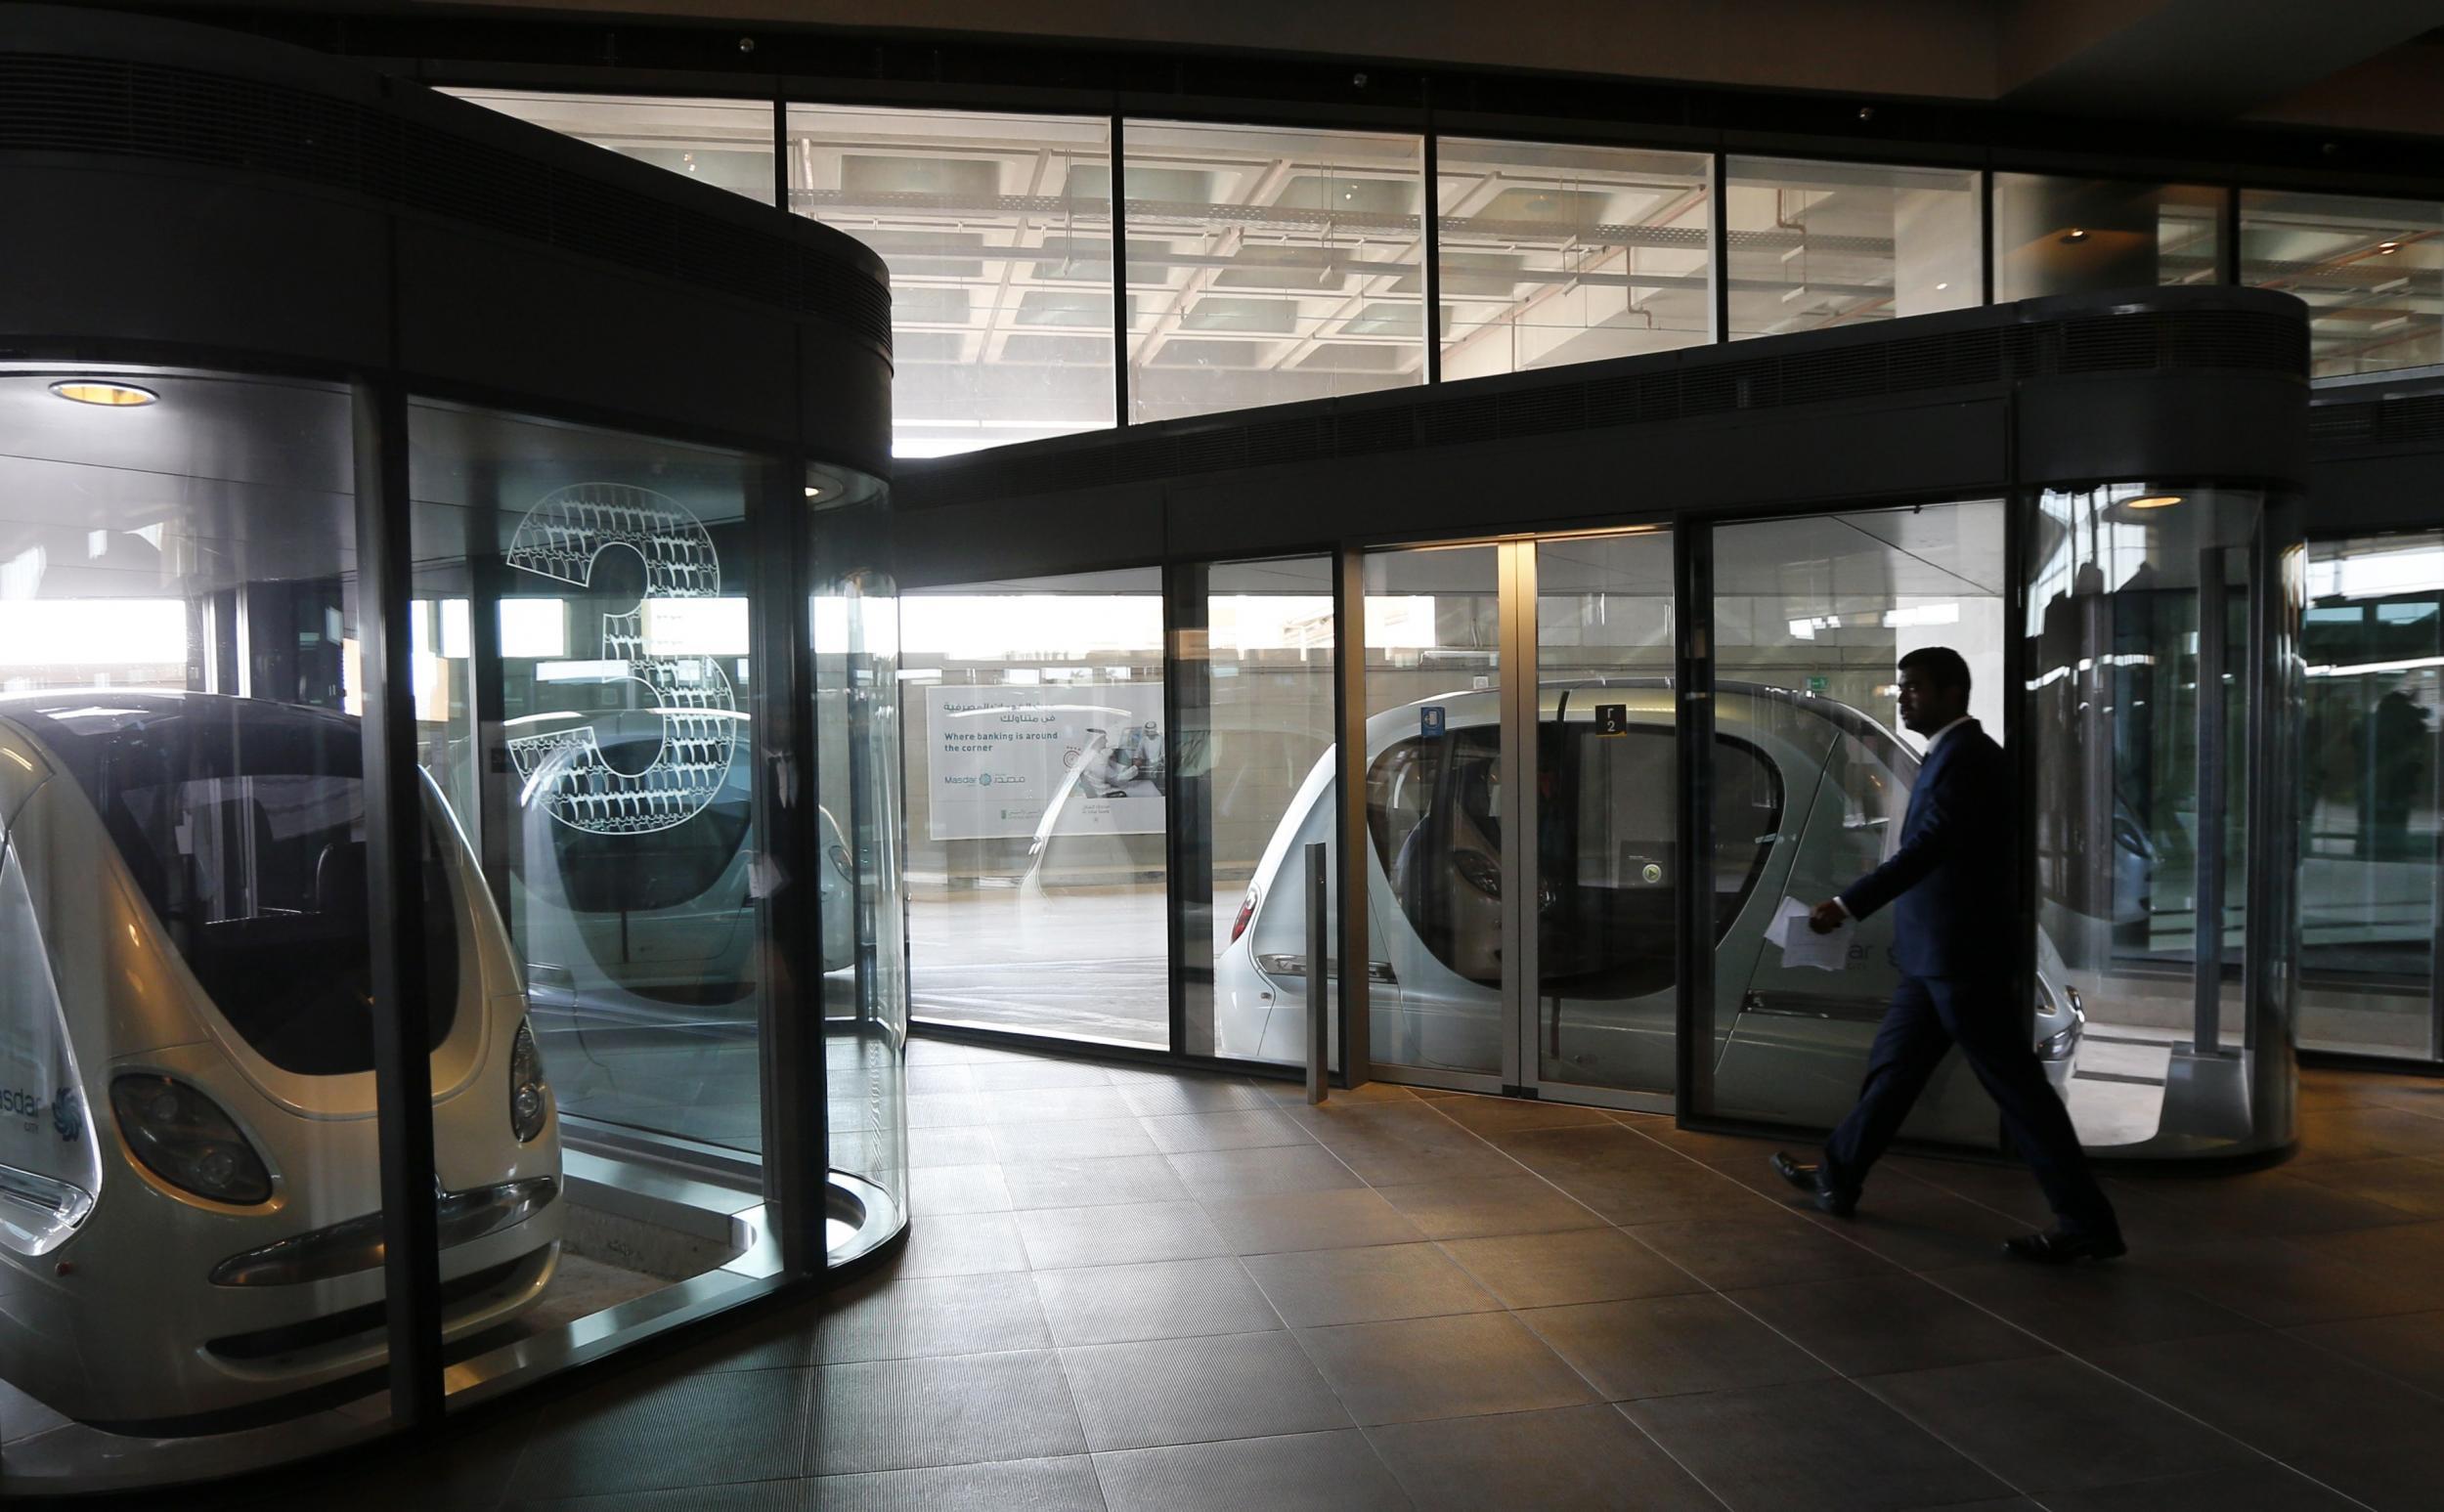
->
[1769,895,1854,972]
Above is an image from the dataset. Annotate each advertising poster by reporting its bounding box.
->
[925,683,1166,841]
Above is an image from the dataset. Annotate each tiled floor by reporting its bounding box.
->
[210,1048,2444,1511]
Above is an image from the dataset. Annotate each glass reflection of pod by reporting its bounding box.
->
[0,693,561,1428]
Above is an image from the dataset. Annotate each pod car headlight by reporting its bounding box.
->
[510,1018,549,1144]
[110,1075,274,1206]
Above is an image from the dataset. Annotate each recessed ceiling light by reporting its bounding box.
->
[1935,281,1950,291]
[805,485,823,498]
[49,380,157,407]
[2125,494,2183,509]
[2062,228,2089,243]
[2379,240,2401,254]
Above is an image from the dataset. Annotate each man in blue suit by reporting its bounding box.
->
[1772,646,2123,1263]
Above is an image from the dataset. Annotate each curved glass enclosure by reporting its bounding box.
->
[0,10,904,1488]
[2025,484,2300,1157]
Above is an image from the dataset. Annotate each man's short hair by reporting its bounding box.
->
[1897,645,1972,695]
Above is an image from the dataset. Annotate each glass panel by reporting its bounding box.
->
[1532,531,1679,1093]
[1190,557,1339,1066]
[2243,189,2444,377]
[788,106,1115,457]
[408,400,769,1392]
[2297,532,2442,1059]
[1125,121,1425,425]
[2028,486,2258,1150]
[1363,544,1503,1076]
[1436,141,1713,379]
[446,90,778,205]
[900,568,1167,1048]
[1725,157,1980,340]
[1699,502,2012,1146]
[0,367,399,1481]
[1991,176,2223,301]
[807,467,910,1259]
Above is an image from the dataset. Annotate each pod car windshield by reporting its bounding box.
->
[6,693,458,1075]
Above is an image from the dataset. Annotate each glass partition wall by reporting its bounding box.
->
[2297,530,2444,1061]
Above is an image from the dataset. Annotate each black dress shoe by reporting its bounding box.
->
[1768,1151,1855,1217]
[2002,1229,2127,1264]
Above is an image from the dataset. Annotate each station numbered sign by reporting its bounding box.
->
[1594,703,1630,736]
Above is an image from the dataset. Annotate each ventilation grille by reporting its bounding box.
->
[2311,394,2444,451]
[900,306,2306,509]
[0,54,890,351]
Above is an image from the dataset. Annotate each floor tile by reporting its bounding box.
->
[1034,1256,1284,1345]
[814,1271,1051,1363]
[1298,1311,1600,1424]
[1370,1174,1607,1239]
[909,1163,1015,1216]
[2286,1307,2444,1396]
[1627,1214,1898,1289]
[1002,1153,1193,1211]
[1061,1331,1350,1450]
[888,1210,1033,1278]
[1167,1145,1363,1199]
[1439,1226,1707,1310]
[1425,1094,1621,1137]
[507,1366,809,1499]
[1091,1429,1411,1512]
[904,1125,1001,1169]
[1540,1161,1768,1226]
[1016,1199,1233,1270]
[2290,1106,2444,1164]
[974,1087,1138,1125]
[2034,1464,2368,1511]
[1138,1107,1312,1153]
[1724,1274,2052,1377]
[2133,1169,2426,1237]
[1625,1377,2013,1512]
[2287,1154,2444,1217]
[1244,1241,1502,1327]
[1200,1187,1428,1255]
[801,1455,1106,1512]
[967,1059,1115,1091]
[988,1116,1161,1162]
[1522,1292,1833,1400]
[1927,1260,2260,1354]
[500,1484,809,1512]
[1861,1355,2256,1493]
[804,1351,1086,1477]
[2127,1234,2436,1327]
[1487,1123,1690,1179]
[2088,1326,2444,1510]
[1367,1403,1720,1511]
[1113,1076,1283,1117]
[1301,1103,1521,1184]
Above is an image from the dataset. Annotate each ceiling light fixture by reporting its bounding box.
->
[2062,228,2089,243]
[2379,240,2401,254]
[49,380,157,407]
[2125,495,2184,509]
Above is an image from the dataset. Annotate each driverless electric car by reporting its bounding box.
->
[0,692,560,1428]
[1214,682,2085,1141]
[512,709,855,1048]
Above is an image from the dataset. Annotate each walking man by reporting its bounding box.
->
[1771,646,2123,1262]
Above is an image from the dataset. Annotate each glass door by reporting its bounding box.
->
[1354,531,1679,1106]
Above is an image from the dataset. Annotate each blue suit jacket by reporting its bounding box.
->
[1837,718,2014,979]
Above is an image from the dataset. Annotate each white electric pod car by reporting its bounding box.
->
[512,710,854,1052]
[0,692,560,1430]
[1214,682,2084,1141]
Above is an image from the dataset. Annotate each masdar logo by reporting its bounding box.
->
[506,482,737,836]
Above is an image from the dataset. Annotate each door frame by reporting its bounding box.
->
[1349,529,1679,1112]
